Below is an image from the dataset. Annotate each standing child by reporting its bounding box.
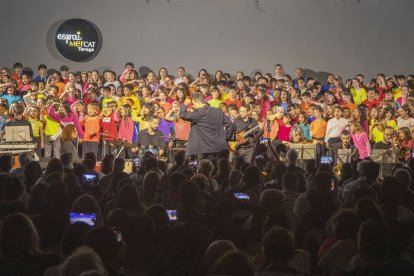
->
[277,114,293,142]
[310,106,327,142]
[59,86,78,106]
[41,103,62,159]
[117,104,134,158]
[25,106,44,158]
[383,107,397,131]
[349,121,371,159]
[296,112,311,141]
[119,83,141,113]
[81,102,101,159]
[100,101,119,157]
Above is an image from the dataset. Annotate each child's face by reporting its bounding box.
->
[48,88,57,96]
[385,93,393,100]
[212,90,220,99]
[120,107,126,117]
[142,106,149,114]
[68,88,75,97]
[313,109,321,118]
[308,107,314,116]
[368,91,375,100]
[39,82,45,90]
[371,109,378,118]
[88,106,98,116]
[334,108,342,118]
[22,75,29,85]
[36,99,44,108]
[302,96,310,103]
[30,108,39,118]
[104,104,112,114]
[230,109,239,120]
[299,114,306,123]
[283,116,290,125]
[159,92,166,101]
[385,111,392,119]
[172,103,179,111]
[343,109,350,118]
[32,83,38,91]
[124,87,132,96]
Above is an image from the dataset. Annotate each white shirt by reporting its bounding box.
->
[325,117,349,142]
[397,117,414,130]
[174,78,183,85]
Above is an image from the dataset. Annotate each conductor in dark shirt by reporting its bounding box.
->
[134,116,166,156]
[180,92,233,159]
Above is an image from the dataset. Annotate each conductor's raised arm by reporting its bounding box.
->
[180,104,200,122]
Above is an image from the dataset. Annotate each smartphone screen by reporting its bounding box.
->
[69,212,96,226]
[233,193,250,200]
[133,157,141,168]
[320,156,333,164]
[82,173,98,186]
[260,138,269,145]
[189,159,198,168]
[167,210,178,221]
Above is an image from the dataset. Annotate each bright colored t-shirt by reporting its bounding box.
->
[392,87,402,100]
[208,99,222,108]
[350,88,367,105]
[82,115,101,142]
[371,127,384,143]
[28,118,42,137]
[44,115,60,136]
[386,119,397,131]
[310,118,327,140]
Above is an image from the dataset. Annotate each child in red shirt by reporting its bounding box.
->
[363,88,380,109]
[100,101,119,157]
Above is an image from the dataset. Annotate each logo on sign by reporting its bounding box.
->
[55,19,102,62]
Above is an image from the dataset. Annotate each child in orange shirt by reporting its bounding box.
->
[310,105,327,141]
[81,102,101,159]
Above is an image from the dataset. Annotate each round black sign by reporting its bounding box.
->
[55,19,101,62]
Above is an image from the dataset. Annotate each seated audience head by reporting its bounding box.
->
[83,226,122,275]
[0,154,13,173]
[263,226,296,264]
[18,152,32,168]
[212,251,253,276]
[198,159,214,179]
[286,149,299,165]
[203,240,237,272]
[1,212,40,261]
[260,189,285,212]
[61,222,91,257]
[72,194,103,226]
[59,246,106,276]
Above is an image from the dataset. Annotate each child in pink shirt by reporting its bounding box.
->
[350,121,371,159]
[277,115,293,141]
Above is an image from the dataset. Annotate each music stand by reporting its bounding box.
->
[4,126,31,143]
[289,144,317,168]
[371,149,395,178]
[337,149,352,165]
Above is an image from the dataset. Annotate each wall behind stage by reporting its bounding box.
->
[1,0,413,80]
